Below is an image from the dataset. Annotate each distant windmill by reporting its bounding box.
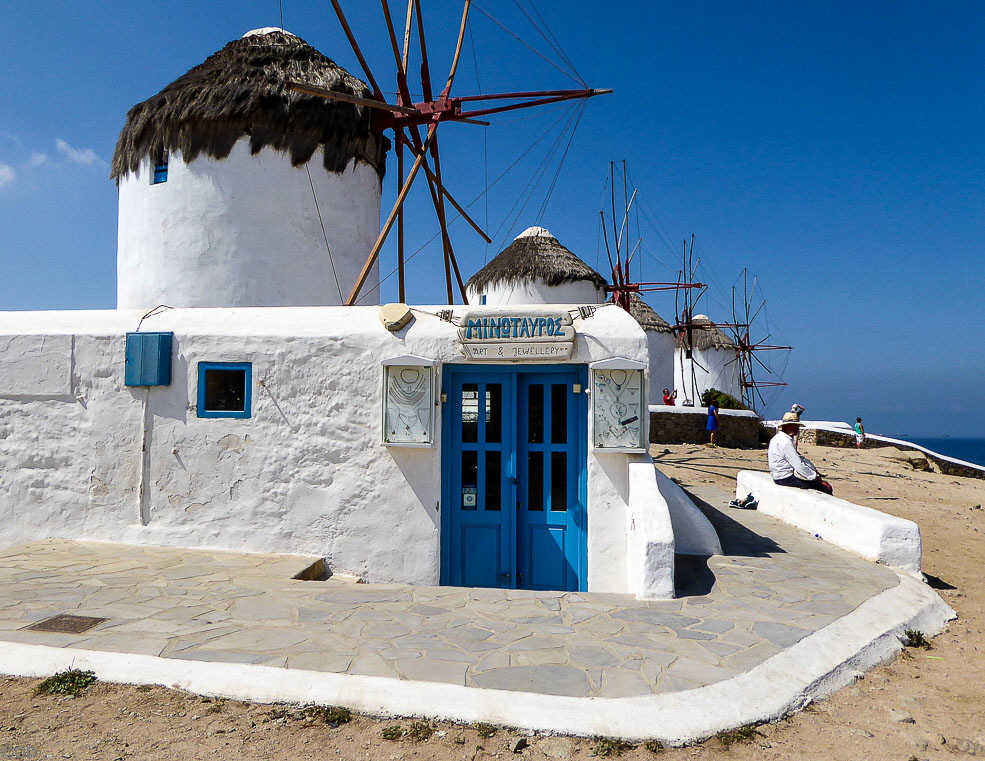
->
[668,236,738,405]
[675,250,791,411]
[725,269,792,411]
[289,0,611,305]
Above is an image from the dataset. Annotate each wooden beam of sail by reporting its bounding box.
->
[443,0,471,98]
[402,0,414,72]
[380,0,411,303]
[345,128,437,305]
[427,0,473,303]
[402,141,491,243]
[286,82,418,114]
[329,0,386,101]
[411,0,455,303]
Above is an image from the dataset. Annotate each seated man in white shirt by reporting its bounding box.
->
[768,413,833,495]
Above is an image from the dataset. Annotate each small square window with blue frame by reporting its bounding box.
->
[197,362,252,418]
[152,160,168,184]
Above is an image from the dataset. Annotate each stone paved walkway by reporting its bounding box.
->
[0,486,900,699]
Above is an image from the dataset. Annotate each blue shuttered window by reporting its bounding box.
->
[197,362,252,419]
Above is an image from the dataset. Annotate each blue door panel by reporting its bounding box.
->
[462,525,501,587]
[442,365,587,592]
[443,370,514,588]
[516,371,585,591]
[527,526,568,590]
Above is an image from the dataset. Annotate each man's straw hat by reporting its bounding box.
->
[777,411,805,428]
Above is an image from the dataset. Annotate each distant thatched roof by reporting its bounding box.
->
[111,28,388,183]
[679,314,736,350]
[467,227,608,293]
[626,292,672,333]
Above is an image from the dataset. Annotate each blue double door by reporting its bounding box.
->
[441,365,588,591]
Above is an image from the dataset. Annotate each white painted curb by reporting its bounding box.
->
[0,575,954,744]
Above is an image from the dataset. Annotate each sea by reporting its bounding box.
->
[893,437,985,469]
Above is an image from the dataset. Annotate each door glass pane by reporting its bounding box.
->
[527,451,543,511]
[462,450,477,510]
[550,384,567,444]
[551,452,567,511]
[485,451,501,511]
[461,384,478,443]
[527,383,544,443]
[485,384,502,443]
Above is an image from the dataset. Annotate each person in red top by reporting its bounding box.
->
[662,388,677,406]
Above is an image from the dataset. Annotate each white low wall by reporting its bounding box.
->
[624,458,723,600]
[736,470,922,577]
[626,458,675,599]
[656,468,722,556]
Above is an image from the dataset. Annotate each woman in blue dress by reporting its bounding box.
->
[706,401,719,446]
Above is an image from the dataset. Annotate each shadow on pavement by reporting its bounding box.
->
[674,489,787,598]
[674,555,716,597]
[685,490,785,557]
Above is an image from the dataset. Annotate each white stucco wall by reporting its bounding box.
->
[674,346,741,406]
[117,141,381,309]
[0,304,664,594]
[468,279,605,307]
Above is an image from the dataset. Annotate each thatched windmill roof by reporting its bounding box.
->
[681,314,736,350]
[466,227,608,293]
[110,28,388,183]
[627,292,672,333]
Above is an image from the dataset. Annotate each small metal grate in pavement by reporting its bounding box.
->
[24,614,108,634]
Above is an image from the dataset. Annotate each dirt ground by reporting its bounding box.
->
[1,441,983,761]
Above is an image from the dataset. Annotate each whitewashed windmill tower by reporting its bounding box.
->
[673,314,741,406]
[112,28,388,309]
[465,226,608,306]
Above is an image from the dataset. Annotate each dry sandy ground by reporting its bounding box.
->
[1,441,983,761]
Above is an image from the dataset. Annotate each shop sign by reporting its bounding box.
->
[458,311,575,361]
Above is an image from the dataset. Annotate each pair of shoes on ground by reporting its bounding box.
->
[728,493,758,510]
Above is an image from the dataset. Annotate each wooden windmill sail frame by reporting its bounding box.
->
[594,162,792,411]
[599,161,704,309]
[290,0,611,305]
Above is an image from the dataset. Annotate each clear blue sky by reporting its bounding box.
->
[1,1,982,437]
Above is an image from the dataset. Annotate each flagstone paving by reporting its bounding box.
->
[0,486,900,698]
